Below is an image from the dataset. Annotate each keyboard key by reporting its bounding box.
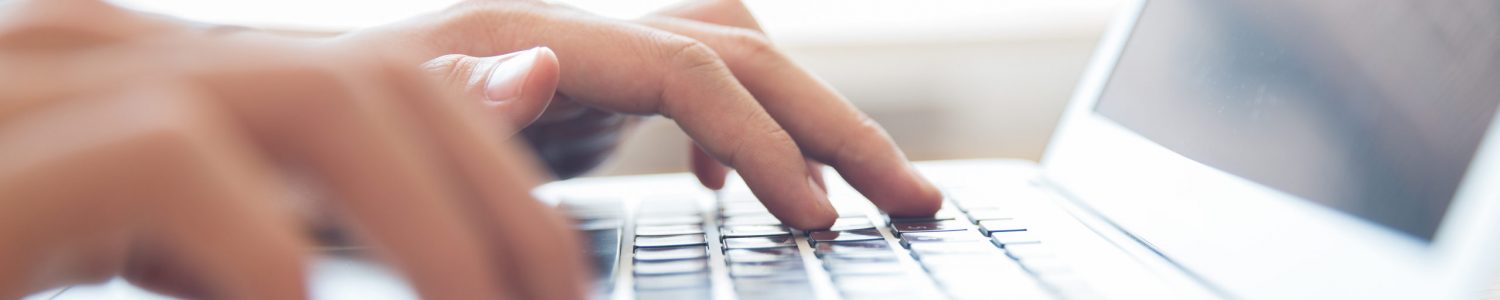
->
[635,234,707,248]
[634,287,710,300]
[720,225,790,238]
[823,252,899,264]
[829,217,876,231]
[637,216,703,226]
[920,255,1024,274]
[582,223,621,288]
[636,224,704,236]
[891,220,970,234]
[990,231,1041,247]
[832,274,922,294]
[734,280,815,300]
[633,259,708,275]
[907,241,1001,257]
[813,240,891,256]
[898,230,983,247]
[887,209,961,223]
[638,208,701,218]
[1017,258,1072,275]
[976,219,1026,236]
[1001,243,1054,260]
[963,208,1012,222]
[576,218,623,231]
[808,228,885,244]
[722,215,782,226]
[724,247,799,264]
[633,246,707,262]
[634,272,709,290]
[724,235,796,249]
[729,261,805,278]
[824,260,906,276]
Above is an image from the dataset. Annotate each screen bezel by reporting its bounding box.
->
[1040,0,1500,298]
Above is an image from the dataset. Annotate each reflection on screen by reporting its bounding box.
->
[1095,0,1500,240]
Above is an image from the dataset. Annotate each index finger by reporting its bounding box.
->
[637,16,945,216]
[377,5,838,228]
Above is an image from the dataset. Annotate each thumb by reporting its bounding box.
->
[422,47,560,135]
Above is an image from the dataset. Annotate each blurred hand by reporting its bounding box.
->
[0,1,586,299]
[345,0,945,229]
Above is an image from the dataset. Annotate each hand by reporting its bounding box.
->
[344,0,945,229]
[0,1,586,299]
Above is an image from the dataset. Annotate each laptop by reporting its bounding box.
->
[32,0,1500,299]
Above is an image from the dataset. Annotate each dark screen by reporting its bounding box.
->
[1095,0,1500,240]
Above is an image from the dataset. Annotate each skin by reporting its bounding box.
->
[0,0,943,299]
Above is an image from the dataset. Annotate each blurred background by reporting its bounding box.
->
[110,0,1124,176]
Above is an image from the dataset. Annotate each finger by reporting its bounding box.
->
[690,142,729,190]
[0,84,311,299]
[652,0,764,31]
[637,18,944,216]
[420,47,560,134]
[807,160,826,193]
[381,58,590,300]
[383,4,837,228]
[196,56,509,299]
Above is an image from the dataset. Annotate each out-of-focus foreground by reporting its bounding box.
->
[110,0,1124,176]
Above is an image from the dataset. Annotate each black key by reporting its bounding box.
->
[829,217,876,231]
[990,231,1041,247]
[636,224,704,236]
[633,259,708,275]
[813,240,891,256]
[634,246,707,262]
[891,220,970,234]
[976,219,1026,236]
[635,234,707,248]
[897,230,983,247]
[634,272,710,290]
[963,209,1012,222]
[808,228,885,244]
[720,225,790,238]
[724,235,796,249]
[725,247,799,264]
[887,209,961,223]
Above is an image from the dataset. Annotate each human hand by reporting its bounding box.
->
[344,0,945,229]
[0,1,586,299]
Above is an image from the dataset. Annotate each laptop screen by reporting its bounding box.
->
[1094,0,1500,240]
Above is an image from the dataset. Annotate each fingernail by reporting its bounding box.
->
[484,47,546,104]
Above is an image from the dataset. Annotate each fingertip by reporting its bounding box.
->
[881,165,944,217]
[496,47,560,129]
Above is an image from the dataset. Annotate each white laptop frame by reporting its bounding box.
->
[1040,0,1500,299]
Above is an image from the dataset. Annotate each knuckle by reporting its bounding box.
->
[420,54,468,77]
[663,38,726,74]
[719,28,777,62]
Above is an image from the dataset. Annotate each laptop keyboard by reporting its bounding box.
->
[561,183,1094,300]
